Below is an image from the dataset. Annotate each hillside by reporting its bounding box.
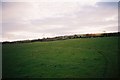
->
[2,37,119,78]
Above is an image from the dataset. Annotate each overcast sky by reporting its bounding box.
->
[0,0,119,41]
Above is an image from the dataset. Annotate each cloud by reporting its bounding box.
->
[99,0,119,2]
[2,2,118,41]
[0,2,2,41]
[2,0,119,2]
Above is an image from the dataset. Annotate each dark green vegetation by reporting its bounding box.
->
[2,32,119,44]
[3,37,119,78]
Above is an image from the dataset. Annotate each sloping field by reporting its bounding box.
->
[2,37,119,78]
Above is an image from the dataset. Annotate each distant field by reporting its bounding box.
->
[2,37,119,78]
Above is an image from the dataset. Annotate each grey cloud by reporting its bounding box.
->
[99,0,119,2]
[30,2,117,33]
[2,2,118,41]
[96,2,118,9]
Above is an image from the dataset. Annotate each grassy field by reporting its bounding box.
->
[2,37,119,78]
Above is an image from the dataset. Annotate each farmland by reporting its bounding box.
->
[2,37,119,78]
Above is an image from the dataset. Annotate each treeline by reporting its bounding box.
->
[2,32,120,44]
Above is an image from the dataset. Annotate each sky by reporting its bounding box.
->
[0,0,119,41]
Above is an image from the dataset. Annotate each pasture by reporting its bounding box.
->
[2,37,119,78]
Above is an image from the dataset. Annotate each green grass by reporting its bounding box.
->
[2,37,119,78]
